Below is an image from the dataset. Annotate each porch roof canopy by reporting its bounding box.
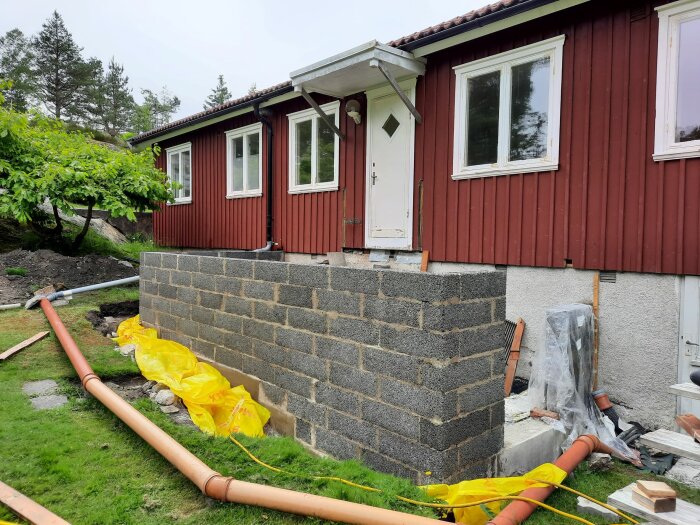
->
[290,40,426,98]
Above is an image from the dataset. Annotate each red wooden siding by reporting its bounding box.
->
[415,0,700,275]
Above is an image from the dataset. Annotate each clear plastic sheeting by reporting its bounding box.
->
[529,304,637,461]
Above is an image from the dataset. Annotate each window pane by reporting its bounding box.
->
[232,137,244,192]
[295,120,312,185]
[510,57,550,161]
[170,153,180,198]
[467,71,501,166]
[247,133,260,191]
[676,17,700,142]
[181,151,191,198]
[317,116,335,183]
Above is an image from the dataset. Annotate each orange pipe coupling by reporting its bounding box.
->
[38,298,442,525]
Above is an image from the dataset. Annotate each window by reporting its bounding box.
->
[166,143,192,204]
[452,35,564,179]
[654,0,700,161]
[225,123,263,198]
[288,101,340,193]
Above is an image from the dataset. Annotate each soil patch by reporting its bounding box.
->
[86,300,139,336]
[0,249,137,304]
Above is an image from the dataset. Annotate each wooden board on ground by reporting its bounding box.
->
[632,486,676,513]
[0,331,50,361]
[669,383,700,401]
[608,483,700,525]
[640,429,700,462]
[0,479,71,525]
[636,480,677,499]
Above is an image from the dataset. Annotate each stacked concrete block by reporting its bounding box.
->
[140,252,506,483]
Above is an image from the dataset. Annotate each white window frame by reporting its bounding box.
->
[165,142,192,204]
[452,35,565,179]
[654,0,700,161]
[225,123,263,198]
[287,101,340,194]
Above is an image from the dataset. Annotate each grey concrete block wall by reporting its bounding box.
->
[140,252,506,483]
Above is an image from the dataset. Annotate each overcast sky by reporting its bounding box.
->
[3,0,486,119]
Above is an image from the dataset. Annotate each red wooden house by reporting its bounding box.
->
[132,0,700,429]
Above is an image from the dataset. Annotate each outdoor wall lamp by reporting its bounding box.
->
[345,99,361,125]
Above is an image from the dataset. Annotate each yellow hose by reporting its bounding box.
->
[228,436,626,525]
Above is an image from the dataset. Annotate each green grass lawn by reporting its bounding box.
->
[0,287,698,525]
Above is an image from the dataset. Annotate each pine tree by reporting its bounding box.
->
[203,74,232,109]
[0,29,35,112]
[131,87,180,133]
[88,57,134,136]
[32,11,94,120]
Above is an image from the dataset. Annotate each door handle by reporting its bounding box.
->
[686,340,699,346]
[371,171,377,185]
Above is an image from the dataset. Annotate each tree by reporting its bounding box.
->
[0,29,35,112]
[32,11,95,120]
[204,74,232,109]
[88,57,134,136]
[131,87,180,133]
[0,102,174,252]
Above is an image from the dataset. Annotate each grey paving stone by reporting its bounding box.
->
[31,394,68,410]
[22,379,58,397]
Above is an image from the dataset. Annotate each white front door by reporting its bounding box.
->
[679,276,700,415]
[365,82,415,250]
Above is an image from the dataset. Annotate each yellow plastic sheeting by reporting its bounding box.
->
[115,315,270,438]
[421,463,568,525]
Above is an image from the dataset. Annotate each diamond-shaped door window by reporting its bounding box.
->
[382,114,400,138]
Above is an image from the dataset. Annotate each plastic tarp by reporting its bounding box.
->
[115,315,270,438]
[528,304,637,461]
[422,463,567,525]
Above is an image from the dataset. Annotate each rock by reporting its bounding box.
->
[576,496,619,521]
[588,452,612,472]
[103,381,120,390]
[22,379,59,397]
[141,380,156,392]
[154,389,176,406]
[119,344,136,357]
[160,405,180,414]
[118,260,133,268]
[30,394,69,410]
[666,457,700,489]
[152,383,168,393]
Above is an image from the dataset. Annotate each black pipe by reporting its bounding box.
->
[254,103,274,245]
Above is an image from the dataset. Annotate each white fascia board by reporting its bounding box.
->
[136,91,299,148]
[410,0,589,58]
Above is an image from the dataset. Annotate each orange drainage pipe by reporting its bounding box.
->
[487,434,613,525]
[0,479,71,525]
[38,298,441,525]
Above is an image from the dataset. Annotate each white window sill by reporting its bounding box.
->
[288,185,339,195]
[452,161,559,179]
[168,199,192,206]
[226,192,263,199]
[653,148,700,162]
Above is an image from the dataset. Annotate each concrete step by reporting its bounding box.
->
[669,383,700,400]
[640,428,700,462]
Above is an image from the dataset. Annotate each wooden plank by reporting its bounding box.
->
[608,483,700,525]
[636,480,677,499]
[420,250,429,272]
[639,429,700,462]
[0,479,71,525]
[669,383,700,401]
[0,331,50,361]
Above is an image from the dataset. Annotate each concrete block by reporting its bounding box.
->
[171,271,192,287]
[191,338,216,359]
[241,355,276,384]
[286,349,327,380]
[160,253,178,269]
[199,324,227,346]
[176,318,199,340]
[192,273,216,292]
[288,264,329,288]
[276,327,313,353]
[421,355,492,393]
[287,307,326,334]
[296,419,312,443]
[330,362,377,396]
[278,284,313,308]
[288,393,326,425]
[224,296,253,317]
[459,324,504,357]
[316,383,360,414]
[215,276,243,296]
[315,337,359,366]
[380,325,456,359]
[361,398,420,440]
[212,312,242,333]
[169,301,191,320]
[275,368,314,398]
[423,302,493,331]
[419,408,490,450]
[380,271,460,302]
[495,297,506,322]
[490,399,505,427]
[459,378,504,414]
[142,252,162,267]
[254,302,287,325]
[328,409,377,448]
[225,333,253,355]
[191,305,215,325]
[199,291,223,310]
[155,268,171,285]
[378,432,457,478]
[253,261,289,283]
[176,287,198,304]
[156,312,177,330]
[141,266,156,281]
[362,347,419,382]
[177,255,199,272]
[316,428,358,460]
[361,450,415,480]
[363,297,421,327]
[329,317,379,345]
[158,284,177,300]
[199,256,225,275]
[330,267,379,295]
[142,280,159,296]
[260,383,287,406]
[242,318,275,343]
[458,428,504,466]
[498,418,566,476]
[460,271,506,300]
[316,290,361,316]
[242,280,275,301]
[224,258,254,279]
[379,378,457,420]
[253,341,288,368]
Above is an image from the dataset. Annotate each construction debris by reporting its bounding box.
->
[587,452,612,472]
[666,457,700,489]
[576,495,619,521]
[609,483,700,525]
